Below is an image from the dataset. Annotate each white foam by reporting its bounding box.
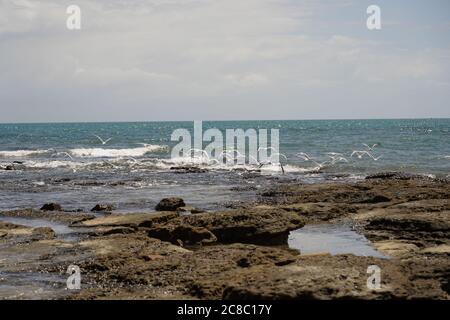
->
[25,160,86,169]
[13,153,331,175]
[0,149,50,157]
[153,156,314,174]
[69,145,168,158]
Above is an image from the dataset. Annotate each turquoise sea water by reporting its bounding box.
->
[0,119,448,211]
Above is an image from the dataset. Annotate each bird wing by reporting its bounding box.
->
[94,135,104,143]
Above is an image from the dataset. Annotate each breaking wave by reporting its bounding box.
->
[68,145,168,158]
[0,149,52,158]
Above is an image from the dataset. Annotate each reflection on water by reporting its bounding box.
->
[0,217,74,235]
[0,272,68,300]
[288,223,387,258]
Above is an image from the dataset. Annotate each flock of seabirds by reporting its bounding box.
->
[46,134,385,174]
[3,134,449,178]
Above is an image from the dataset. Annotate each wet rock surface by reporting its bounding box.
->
[0,221,56,243]
[221,254,448,299]
[176,206,205,214]
[0,174,448,299]
[0,209,95,224]
[170,166,208,173]
[91,204,115,212]
[73,212,179,229]
[155,198,186,211]
[163,209,305,245]
[365,171,433,181]
[40,203,62,211]
[146,225,217,246]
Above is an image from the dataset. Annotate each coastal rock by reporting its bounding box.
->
[258,179,449,218]
[373,240,419,257]
[111,246,445,300]
[274,203,357,222]
[361,211,450,246]
[2,177,449,300]
[78,233,191,258]
[0,221,23,230]
[359,194,391,204]
[0,234,78,298]
[71,239,299,299]
[176,206,205,214]
[421,244,450,255]
[93,226,136,236]
[365,171,430,181]
[40,203,62,211]
[146,225,217,246]
[91,204,115,212]
[170,166,207,173]
[0,222,55,242]
[0,209,95,224]
[155,208,306,245]
[73,212,179,229]
[74,207,304,246]
[219,254,448,300]
[155,198,185,211]
[230,185,258,192]
[31,227,56,240]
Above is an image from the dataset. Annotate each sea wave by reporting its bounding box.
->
[17,156,315,174]
[149,156,315,174]
[2,149,354,177]
[0,149,51,158]
[69,145,168,158]
[25,160,85,169]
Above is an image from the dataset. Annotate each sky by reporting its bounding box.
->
[0,0,449,123]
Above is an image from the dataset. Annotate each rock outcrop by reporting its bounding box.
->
[40,203,62,211]
[91,204,115,212]
[155,198,185,211]
[1,175,448,300]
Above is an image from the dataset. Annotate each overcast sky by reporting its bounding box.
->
[0,0,449,123]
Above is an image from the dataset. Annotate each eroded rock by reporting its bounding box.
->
[1,177,448,300]
[73,212,179,229]
[91,204,115,212]
[155,198,185,211]
[177,206,205,214]
[365,172,430,180]
[146,225,217,246]
[170,166,208,173]
[40,203,62,211]
[153,208,306,246]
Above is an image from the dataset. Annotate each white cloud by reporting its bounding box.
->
[224,73,269,87]
[0,0,449,121]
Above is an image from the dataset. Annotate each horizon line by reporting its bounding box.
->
[1,116,449,125]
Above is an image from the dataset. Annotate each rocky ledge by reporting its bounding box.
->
[0,172,448,300]
[72,207,305,246]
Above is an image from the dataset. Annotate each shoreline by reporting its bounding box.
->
[0,172,449,300]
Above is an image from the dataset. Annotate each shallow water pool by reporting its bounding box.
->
[288,223,387,258]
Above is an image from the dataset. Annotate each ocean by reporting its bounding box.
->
[0,119,448,212]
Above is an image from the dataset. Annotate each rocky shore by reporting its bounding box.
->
[0,172,448,300]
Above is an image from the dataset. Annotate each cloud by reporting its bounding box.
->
[224,73,270,87]
[0,0,449,122]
